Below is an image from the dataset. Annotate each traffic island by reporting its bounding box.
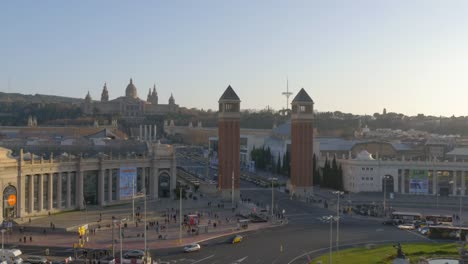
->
[311,242,463,264]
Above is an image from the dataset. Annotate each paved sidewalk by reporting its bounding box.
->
[9,195,278,250]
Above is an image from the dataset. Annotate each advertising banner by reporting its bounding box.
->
[409,169,429,194]
[119,167,137,199]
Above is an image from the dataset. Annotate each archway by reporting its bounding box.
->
[382,175,394,193]
[3,185,17,220]
[158,172,171,198]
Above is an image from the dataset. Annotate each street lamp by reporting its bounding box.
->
[134,189,148,261]
[113,218,127,263]
[269,177,278,220]
[231,171,235,211]
[1,229,5,251]
[449,180,463,242]
[323,215,336,264]
[332,191,344,255]
[382,175,391,216]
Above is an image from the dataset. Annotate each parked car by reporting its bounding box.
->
[183,244,201,253]
[398,224,415,230]
[24,256,47,264]
[123,250,144,258]
[100,256,116,264]
[382,219,394,225]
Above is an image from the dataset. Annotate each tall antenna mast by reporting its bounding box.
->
[282,77,293,110]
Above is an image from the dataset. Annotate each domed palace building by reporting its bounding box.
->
[82,78,179,118]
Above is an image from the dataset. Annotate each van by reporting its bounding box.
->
[0,249,23,264]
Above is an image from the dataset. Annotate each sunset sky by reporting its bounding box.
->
[2,0,468,116]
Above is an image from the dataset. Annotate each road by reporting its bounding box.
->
[151,186,428,264]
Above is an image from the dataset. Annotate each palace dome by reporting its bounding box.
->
[356,150,375,161]
[125,78,138,99]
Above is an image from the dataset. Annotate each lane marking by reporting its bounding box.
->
[231,256,248,263]
[191,254,215,264]
[404,229,433,241]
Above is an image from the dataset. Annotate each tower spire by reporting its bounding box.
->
[282,77,293,110]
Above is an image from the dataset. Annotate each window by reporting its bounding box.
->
[371,168,374,171]
[362,177,364,180]
[362,168,365,171]
[370,177,373,180]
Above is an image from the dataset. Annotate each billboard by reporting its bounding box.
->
[119,167,137,199]
[409,169,429,194]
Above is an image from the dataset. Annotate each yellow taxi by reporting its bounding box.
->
[232,235,243,244]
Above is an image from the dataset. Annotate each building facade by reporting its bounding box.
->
[340,150,468,196]
[82,79,179,118]
[0,144,176,222]
[217,86,241,200]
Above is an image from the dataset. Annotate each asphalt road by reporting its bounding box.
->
[150,185,428,264]
[6,184,430,264]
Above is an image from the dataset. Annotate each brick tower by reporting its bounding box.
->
[289,88,314,198]
[218,85,241,201]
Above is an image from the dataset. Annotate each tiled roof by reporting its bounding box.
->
[292,88,313,103]
[219,85,240,101]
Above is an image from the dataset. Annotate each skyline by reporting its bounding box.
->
[2,1,468,116]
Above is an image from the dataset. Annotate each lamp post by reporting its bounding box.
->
[460,188,463,242]
[324,215,335,264]
[269,177,278,220]
[1,229,5,251]
[144,188,147,262]
[382,175,391,216]
[450,180,463,242]
[132,177,135,222]
[179,186,182,244]
[119,218,126,264]
[231,171,235,210]
[332,191,344,255]
[136,188,148,262]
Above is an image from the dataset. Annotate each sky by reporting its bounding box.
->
[2,0,468,116]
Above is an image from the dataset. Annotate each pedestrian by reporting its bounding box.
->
[29,218,31,223]
[29,236,32,242]
[23,236,26,243]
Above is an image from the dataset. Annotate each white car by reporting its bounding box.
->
[398,224,415,230]
[123,250,145,258]
[183,243,201,252]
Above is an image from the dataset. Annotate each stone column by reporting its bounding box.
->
[144,125,147,141]
[433,170,437,195]
[98,169,105,206]
[66,172,71,209]
[18,173,26,217]
[453,171,458,196]
[148,125,152,142]
[77,170,84,209]
[108,169,113,202]
[57,173,62,209]
[38,174,44,211]
[116,170,120,201]
[139,125,142,141]
[29,175,34,213]
[48,174,53,211]
[141,167,146,193]
[154,124,157,141]
[400,169,405,194]
[462,171,466,196]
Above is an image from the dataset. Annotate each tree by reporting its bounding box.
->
[276,154,282,174]
[313,154,320,186]
[323,158,330,187]
[331,156,338,189]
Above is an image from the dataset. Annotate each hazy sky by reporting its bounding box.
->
[2,1,468,116]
